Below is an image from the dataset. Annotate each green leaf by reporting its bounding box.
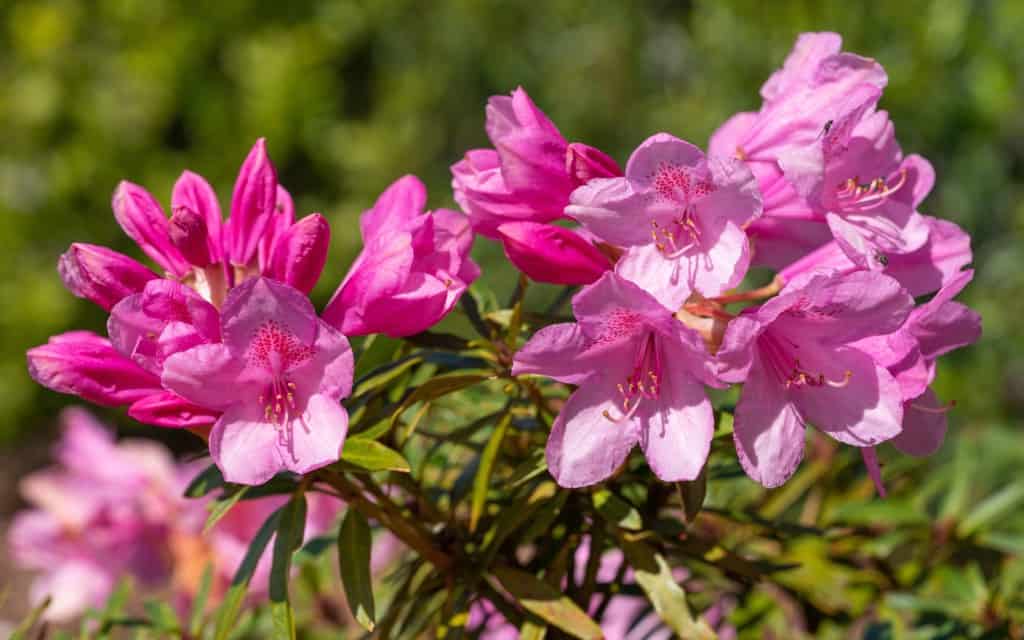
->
[958,483,1024,537]
[203,486,249,535]
[389,373,491,430]
[470,413,512,532]
[189,563,214,638]
[294,534,335,563]
[519,620,548,640]
[507,449,548,488]
[678,463,708,525]
[213,505,284,640]
[621,540,717,640]
[143,600,179,632]
[336,437,412,473]
[352,354,424,398]
[592,489,643,531]
[490,567,603,640]
[185,463,225,498]
[338,509,377,632]
[269,493,307,640]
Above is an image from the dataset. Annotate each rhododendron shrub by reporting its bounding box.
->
[12,32,996,639]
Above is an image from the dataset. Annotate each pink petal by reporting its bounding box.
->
[638,371,713,482]
[209,402,285,486]
[615,244,693,311]
[161,343,250,411]
[708,111,758,160]
[359,175,427,240]
[759,32,844,103]
[884,216,973,297]
[624,133,706,186]
[891,388,947,457]
[565,142,623,186]
[227,139,278,266]
[791,346,903,447]
[545,377,641,488]
[572,272,676,343]
[221,277,318,354]
[58,243,159,311]
[512,322,599,385]
[566,177,651,247]
[112,181,190,276]
[687,220,752,298]
[128,391,220,428]
[498,222,610,285]
[283,393,348,475]
[733,356,806,488]
[173,170,224,263]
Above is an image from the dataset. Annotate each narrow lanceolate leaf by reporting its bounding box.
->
[592,489,643,531]
[213,505,284,640]
[471,413,512,532]
[389,373,491,430]
[338,509,376,632]
[490,567,603,640]
[336,438,411,473]
[185,463,225,498]
[269,493,308,640]
[958,483,1024,537]
[203,486,249,535]
[189,563,214,638]
[621,540,717,640]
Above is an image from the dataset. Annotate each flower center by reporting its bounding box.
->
[247,320,315,432]
[648,163,716,260]
[759,332,851,390]
[834,169,908,212]
[603,332,662,423]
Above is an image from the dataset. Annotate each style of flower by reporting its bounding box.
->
[162,277,353,485]
[717,270,913,487]
[568,133,762,309]
[513,272,722,487]
[323,175,479,337]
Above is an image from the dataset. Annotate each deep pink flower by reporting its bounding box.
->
[263,213,331,295]
[717,270,913,487]
[451,87,621,239]
[568,133,761,309]
[513,272,722,487]
[163,277,353,485]
[853,270,980,459]
[323,175,479,337]
[778,216,973,297]
[496,221,611,285]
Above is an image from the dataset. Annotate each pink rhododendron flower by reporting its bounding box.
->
[451,87,620,238]
[717,270,913,487]
[323,175,479,337]
[58,243,159,311]
[568,133,761,309]
[163,277,353,485]
[513,272,722,487]
[496,221,611,285]
[8,408,182,621]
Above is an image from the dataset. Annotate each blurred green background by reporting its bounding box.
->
[0,0,1020,455]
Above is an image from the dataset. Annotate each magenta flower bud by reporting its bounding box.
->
[172,170,224,263]
[128,391,219,428]
[265,213,330,294]
[565,142,623,186]
[168,206,212,267]
[258,185,297,270]
[227,138,278,266]
[27,331,162,406]
[497,222,611,285]
[112,181,191,276]
[57,243,159,311]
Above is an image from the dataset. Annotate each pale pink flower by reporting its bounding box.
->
[568,133,761,309]
[323,175,479,337]
[163,277,353,485]
[513,272,722,487]
[717,270,913,487]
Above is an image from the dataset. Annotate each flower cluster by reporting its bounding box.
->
[499,32,980,491]
[7,408,343,621]
[28,142,477,484]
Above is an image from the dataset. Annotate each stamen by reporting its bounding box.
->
[911,399,956,414]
